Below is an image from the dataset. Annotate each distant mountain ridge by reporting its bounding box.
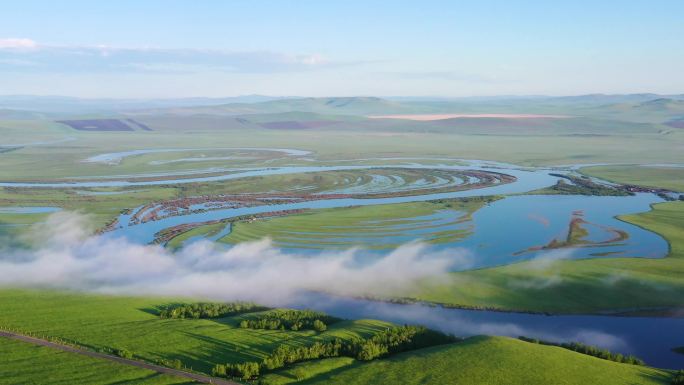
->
[128,96,427,116]
[2,94,684,119]
[0,94,295,114]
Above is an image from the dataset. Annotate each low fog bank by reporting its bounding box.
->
[0,212,470,305]
[1,211,644,359]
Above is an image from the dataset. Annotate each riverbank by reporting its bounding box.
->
[414,201,684,314]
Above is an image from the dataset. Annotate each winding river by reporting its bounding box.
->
[1,158,681,367]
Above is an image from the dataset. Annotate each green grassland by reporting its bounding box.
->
[296,336,670,385]
[0,338,193,385]
[2,97,684,384]
[1,114,684,181]
[0,289,392,375]
[215,199,490,250]
[413,201,684,313]
[2,96,684,183]
[581,165,684,192]
[167,222,229,250]
[261,357,356,384]
[179,167,470,196]
[0,290,675,385]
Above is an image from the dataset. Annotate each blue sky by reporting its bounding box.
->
[1,0,682,98]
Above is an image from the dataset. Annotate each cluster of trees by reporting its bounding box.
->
[518,336,645,365]
[547,174,632,196]
[114,348,133,359]
[238,309,339,332]
[158,302,265,319]
[357,325,459,360]
[212,325,458,380]
[672,370,684,385]
[431,195,499,207]
[98,346,135,360]
[657,192,677,201]
[104,347,186,370]
[155,358,183,370]
[96,345,188,371]
[212,361,260,381]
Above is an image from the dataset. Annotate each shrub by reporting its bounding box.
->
[672,370,684,385]
[114,348,133,359]
[313,319,327,332]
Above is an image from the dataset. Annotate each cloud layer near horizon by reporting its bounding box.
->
[0,38,338,74]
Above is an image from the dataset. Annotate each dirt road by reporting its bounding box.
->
[0,331,239,385]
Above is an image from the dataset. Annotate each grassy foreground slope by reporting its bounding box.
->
[0,338,193,385]
[0,290,391,375]
[0,300,673,385]
[299,336,670,385]
[581,165,684,192]
[415,201,684,313]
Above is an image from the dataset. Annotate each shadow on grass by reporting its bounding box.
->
[108,372,194,385]
[635,370,673,385]
[177,331,266,371]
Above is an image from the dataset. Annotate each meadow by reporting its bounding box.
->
[216,199,490,250]
[581,165,684,192]
[293,336,671,385]
[2,112,684,182]
[0,289,393,374]
[0,338,192,385]
[0,289,677,385]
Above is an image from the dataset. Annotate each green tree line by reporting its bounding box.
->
[547,174,632,196]
[158,302,266,319]
[238,309,339,332]
[672,370,684,385]
[213,325,459,381]
[518,336,645,365]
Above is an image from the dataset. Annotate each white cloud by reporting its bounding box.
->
[0,38,38,49]
[0,212,465,305]
[0,38,345,74]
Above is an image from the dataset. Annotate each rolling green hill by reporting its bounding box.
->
[133,97,420,117]
[293,336,670,385]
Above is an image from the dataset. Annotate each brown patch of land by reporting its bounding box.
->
[57,119,152,131]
